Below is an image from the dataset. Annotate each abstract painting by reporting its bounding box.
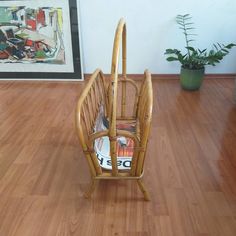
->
[0,7,65,64]
[0,0,83,80]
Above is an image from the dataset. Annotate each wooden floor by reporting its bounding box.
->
[0,78,236,235]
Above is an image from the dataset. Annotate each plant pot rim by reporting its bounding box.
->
[181,66,205,71]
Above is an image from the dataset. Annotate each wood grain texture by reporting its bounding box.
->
[0,77,236,235]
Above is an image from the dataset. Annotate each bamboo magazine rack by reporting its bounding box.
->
[75,18,153,201]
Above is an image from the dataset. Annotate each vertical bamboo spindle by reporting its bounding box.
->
[121,25,127,118]
[136,70,153,176]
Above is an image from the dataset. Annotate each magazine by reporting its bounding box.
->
[94,106,134,170]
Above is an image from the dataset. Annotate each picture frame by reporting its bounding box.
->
[0,0,83,80]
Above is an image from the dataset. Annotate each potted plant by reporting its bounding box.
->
[165,14,236,90]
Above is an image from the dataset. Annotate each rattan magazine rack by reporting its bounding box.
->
[75,19,153,201]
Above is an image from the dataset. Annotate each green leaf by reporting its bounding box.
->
[184,17,193,20]
[198,49,207,53]
[176,15,185,18]
[225,43,236,49]
[186,46,196,52]
[217,43,222,49]
[176,21,184,25]
[166,57,179,61]
[213,44,218,50]
[165,48,179,54]
[221,48,229,53]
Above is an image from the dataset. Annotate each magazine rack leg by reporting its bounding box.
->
[137,179,150,201]
[84,178,97,199]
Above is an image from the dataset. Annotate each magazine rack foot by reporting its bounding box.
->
[137,179,150,201]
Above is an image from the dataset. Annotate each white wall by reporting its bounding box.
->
[78,0,236,74]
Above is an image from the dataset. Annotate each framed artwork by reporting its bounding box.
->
[0,0,83,80]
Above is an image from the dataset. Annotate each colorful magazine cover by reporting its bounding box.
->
[94,106,134,170]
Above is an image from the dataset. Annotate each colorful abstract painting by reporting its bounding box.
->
[0,6,65,64]
[0,0,82,80]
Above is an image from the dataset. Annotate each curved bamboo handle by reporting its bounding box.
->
[109,18,127,175]
[109,18,127,128]
[111,18,127,79]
